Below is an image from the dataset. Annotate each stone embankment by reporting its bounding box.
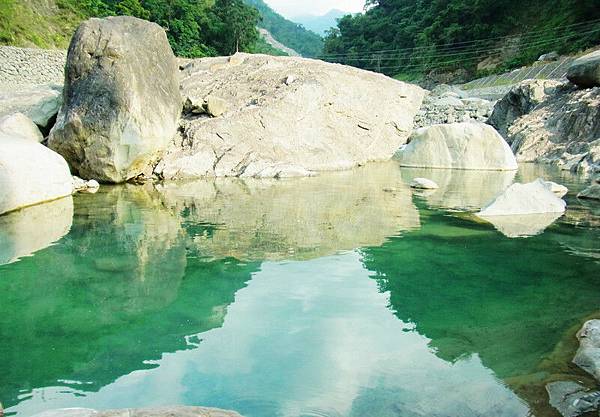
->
[0,46,66,89]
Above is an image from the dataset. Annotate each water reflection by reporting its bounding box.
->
[0,196,73,265]
[0,162,598,417]
[477,212,564,238]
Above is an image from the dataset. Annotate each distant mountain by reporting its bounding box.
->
[244,0,323,57]
[293,9,347,36]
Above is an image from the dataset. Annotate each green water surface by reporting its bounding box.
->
[1,162,598,417]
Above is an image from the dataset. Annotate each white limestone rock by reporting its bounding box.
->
[0,112,43,142]
[396,122,518,171]
[573,319,600,382]
[410,177,439,189]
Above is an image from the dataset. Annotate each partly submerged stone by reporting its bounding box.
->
[0,84,62,129]
[0,133,73,215]
[396,122,517,171]
[573,319,600,382]
[157,53,425,179]
[577,184,600,200]
[540,179,569,198]
[0,112,43,142]
[48,16,181,183]
[567,50,600,88]
[546,381,600,417]
[72,176,100,194]
[410,177,439,189]
[477,179,566,217]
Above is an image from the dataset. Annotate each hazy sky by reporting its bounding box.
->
[263,0,365,18]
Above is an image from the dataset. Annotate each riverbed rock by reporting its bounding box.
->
[546,381,600,417]
[30,406,243,417]
[567,50,600,88]
[156,53,424,179]
[540,180,569,198]
[0,112,43,142]
[578,184,600,200]
[489,80,600,173]
[478,179,566,217]
[395,122,517,171]
[488,79,562,137]
[410,177,439,189]
[0,84,62,129]
[48,16,181,183]
[573,319,600,382]
[0,134,73,215]
[72,176,100,194]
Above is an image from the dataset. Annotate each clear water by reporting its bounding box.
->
[1,162,599,417]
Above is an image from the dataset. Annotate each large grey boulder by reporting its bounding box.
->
[156,53,424,179]
[0,133,73,215]
[488,79,562,136]
[0,84,62,129]
[567,50,600,88]
[395,122,517,171]
[48,16,181,183]
[546,381,600,417]
[573,319,600,382]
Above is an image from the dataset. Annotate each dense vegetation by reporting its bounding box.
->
[244,0,323,57]
[322,0,600,80]
[0,0,286,57]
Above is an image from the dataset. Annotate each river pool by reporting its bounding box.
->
[1,162,599,417]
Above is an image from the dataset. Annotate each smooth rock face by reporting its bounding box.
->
[490,80,600,173]
[157,53,424,179]
[0,84,62,129]
[48,16,181,183]
[546,381,600,417]
[0,197,73,265]
[0,112,43,142]
[0,134,73,215]
[488,79,562,137]
[478,179,566,217]
[30,407,243,417]
[567,50,600,88]
[396,122,518,171]
[573,319,600,382]
[578,184,600,200]
[410,177,439,189]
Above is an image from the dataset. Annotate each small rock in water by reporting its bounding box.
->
[72,176,100,194]
[540,179,569,198]
[546,381,600,417]
[577,184,600,200]
[410,178,439,189]
[573,319,600,382]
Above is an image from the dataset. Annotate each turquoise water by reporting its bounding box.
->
[1,162,599,417]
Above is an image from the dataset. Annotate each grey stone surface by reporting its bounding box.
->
[567,50,600,88]
[574,319,600,381]
[48,16,182,183]
[0,84,62,129]
[546,381,600,417]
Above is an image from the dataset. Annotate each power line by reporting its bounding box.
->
[317,18,600,59]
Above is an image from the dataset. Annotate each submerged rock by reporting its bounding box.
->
[49,16,181,183]
[395,122,517,171]
[0,84,62,129]
[546,381,600,417]
[0,112,43,142]
[410,177,439,189]
[157,53,424,179]
[478,179,566,217]
[577,184,600,200]
[567,50,600,88]
[30,406,242,417]
[573,319,600,382]
[0,133,73,215]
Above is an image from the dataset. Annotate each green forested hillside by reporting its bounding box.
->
[243,0,323,57]
[0,0,285,57]
[322,0,600,80]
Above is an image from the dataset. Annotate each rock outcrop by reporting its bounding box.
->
[395,122,518,171]
[0,134,73,215]
[0,112,43,142]
[48,16,181,183]
[577,184,600,200]
[156,53,424,179]
[477,179,566,217]
[573,319,600,382]
[488,79,562,137]
[567,50,600,88]
[487,80,600,174]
